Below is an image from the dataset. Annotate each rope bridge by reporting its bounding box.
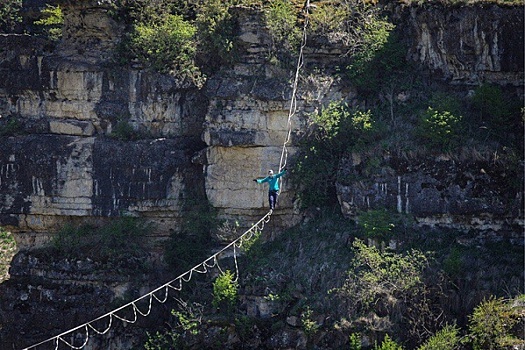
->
[22,1,310,349]
[22,212,272,350]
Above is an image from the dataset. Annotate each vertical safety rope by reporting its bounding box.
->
[278,0,310,175]
[21,2,310,349]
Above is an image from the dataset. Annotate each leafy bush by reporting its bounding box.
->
[470,83,522,146]
[144,331,179,350]
[333,239,438,344]
[34,4,63,41]
[129,14,202,84]
[467,296,522,350]
[301,306,319,337]
[195,0,237,74]
[0,227,17,283]
[212,270,239,311]
[417,107,463,151]
[294,101,377,207]
[110,118,140,141]
[0,116,23,136]
[52,217,151,260]
[417,324,461,350]
[0,0,22,33]
[375,334,404,350]
[349,333,362,350]
[164,199,218,273]
[264,0,301,59]
[357,209,396,242]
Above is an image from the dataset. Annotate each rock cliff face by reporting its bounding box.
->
[0,1,523,348]
[0,2,523,245]
[395,3,524,86]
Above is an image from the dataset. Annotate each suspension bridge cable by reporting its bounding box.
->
[21,3,310,349]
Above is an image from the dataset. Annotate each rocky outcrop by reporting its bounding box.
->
[336,153,523,241]
[0,2,523,348]
[0,2,207,249]
[396,3,524,87]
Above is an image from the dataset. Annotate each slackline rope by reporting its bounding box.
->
[22,2,310,349]
[21,212,271,350]
[278,0,310,175]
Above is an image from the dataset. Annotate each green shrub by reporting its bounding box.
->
[295,101,377,207]
[264,0,301,58]
[52,217,150,260]
[467,296,522,350]
[34,4,63,41]
[349,333,362,350]
[164,199,218,273]
[129,14,202,84]
[470,83,522,145]
[195,0,237,73]
[212,270,239,311]
[0,116,23,136]
[144,331,180,350]
[335,239,429,315]
[301,306,319,337]
[375,334,404,350]
[346,19,398,96]
[417,324,461,350]
[110,119,139,141]
[357,209,396,242]
[0,227,17,283]
[0,0,22,33]
[417,107,463,151]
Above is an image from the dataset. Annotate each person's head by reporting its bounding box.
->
[268,169,274,176]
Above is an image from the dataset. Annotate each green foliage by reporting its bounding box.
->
[144,331,180,350]
[346,19,398,95]
[470,83,522,145]
[0,116,23,136]
[264,0,301,58]
[417,107,463,151]
[349,333,362,350]
[357,209,396,241]
[195,0,237,73]
[52,217,151,260]
[0,227,17,283]
[417,324,461,350]
[240,229,263,258]
[164,199,218,273]
[442,245,463,277]
[0,0,22,33]
[301,306,319,337]
[212,270,239,310]
[467,296,522,350]
[375,334,404,350]
[308,2,349,35]
[34,4,64,41]
[336,239,429,312]
[129,14,202,84]
[110,119,138,141]
[172,308,200,336]
[295,101,378,207]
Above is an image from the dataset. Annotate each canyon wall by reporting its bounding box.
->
[0,2,523,246]
[0,2,523,348]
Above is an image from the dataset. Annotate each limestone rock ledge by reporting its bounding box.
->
[0,135,203,247]
[336,154,524,241]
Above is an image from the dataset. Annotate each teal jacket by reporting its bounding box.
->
[256,170,286,192]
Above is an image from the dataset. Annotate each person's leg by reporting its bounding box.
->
[268,191,276,209]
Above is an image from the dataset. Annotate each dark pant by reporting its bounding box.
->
[268,190,279,209]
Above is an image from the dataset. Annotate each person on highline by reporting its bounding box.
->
[254,169,286,211]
